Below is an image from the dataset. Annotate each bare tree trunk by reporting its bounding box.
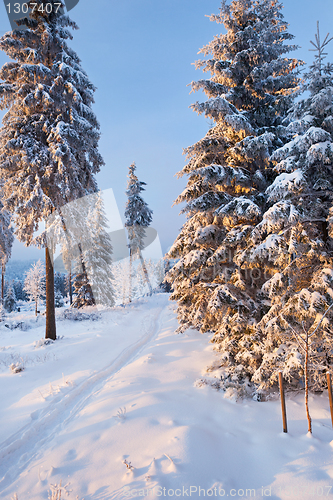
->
[1,262,4,304]
[35,298,38,317]
[305,332,312,433]
[45,246,56,340]
[122,268,127,305]
[69,265,72,306]
[279,372,288,433]
[139,251,153,295]
[327,372,333,429]
[128,248,133,303]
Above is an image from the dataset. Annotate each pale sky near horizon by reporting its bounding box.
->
[0,0,333,262]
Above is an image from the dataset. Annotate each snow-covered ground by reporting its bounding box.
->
[0,294,333,500]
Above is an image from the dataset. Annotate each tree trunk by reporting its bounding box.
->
[322,220,329,244]
[279,372,288,433]
[45,246,56,340]
[69,266,72,306]
[305,334,312,433]
[128,248,133,303]
[35,298,38,317]
[1,262,4,304]
[139,251,153,295]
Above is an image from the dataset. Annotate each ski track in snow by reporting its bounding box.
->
[0,304,163,494]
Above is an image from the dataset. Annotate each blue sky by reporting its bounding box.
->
[1,0,333,260]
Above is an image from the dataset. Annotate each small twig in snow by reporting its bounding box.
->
[38,389,46,400]
[123,459,134,470]
[164,453,174,463]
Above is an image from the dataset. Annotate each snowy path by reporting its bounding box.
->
[0,298,164,497]
[1,294,333,500]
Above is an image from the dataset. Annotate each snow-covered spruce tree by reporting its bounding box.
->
[79,192,115,307]
[72,271,95,308]
[65,270,73,304]
[4,281,16,312]
[151,258,166,291]
[112,258,134,305]
[47,193,94,308]
[13,279,28,302]
[54,272,66,298]
[0,203,14,303]
[0,1,103,338]
[24,259,45,316]
[246,24,333,392]
[125,163,153,301]
[167,0,300,363]
[51,190,115,308]
[54,289,64,307]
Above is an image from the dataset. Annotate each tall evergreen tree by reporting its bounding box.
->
[54,272,66,297]
[72,270,95,308]
[13,279,28,302]
[0,0,104,338]
[48,190,115,308]
[47,192,93,308]
[80,192,115,307]
[125,163,153,300]
[112,258,134,305]
[246,24,333,392]
[167,0,301,353]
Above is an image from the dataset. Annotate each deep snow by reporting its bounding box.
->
[0,294,333,500]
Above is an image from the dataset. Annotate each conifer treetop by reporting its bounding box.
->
[125,163,153,228]
[305,21,333,96]
[309,21,333,75]
[190,0,301,128]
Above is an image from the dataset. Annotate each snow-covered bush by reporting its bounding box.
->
[4,320,30,331]
[10,361,24,374]
[60,308,100,322]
